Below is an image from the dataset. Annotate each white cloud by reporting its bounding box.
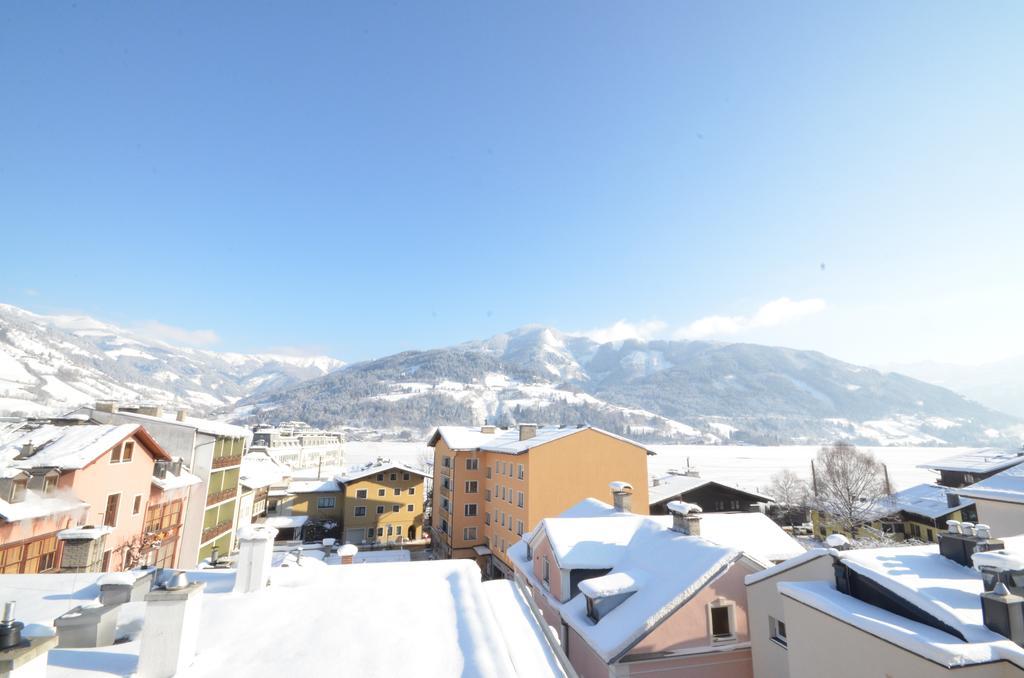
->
[577,319,667,344]
[675,297,827,340]
[134,321,220,348]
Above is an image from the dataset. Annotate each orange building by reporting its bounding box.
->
[428,424,650,578]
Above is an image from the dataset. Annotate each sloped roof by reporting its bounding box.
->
[958,463,1024,504]
[239,452,287,490]
[920,448,1024,474]
[428,425,650,456]
[336,460,429,484]
[0,423,168,471]
[888,483,973,520]
[648,473,772,505]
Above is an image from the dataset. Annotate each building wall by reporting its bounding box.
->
[650,483,764,514]
[529,534,565,602]
[69,432,162,571]
[626,559,755,658]
[617,648,754,678]
[566,627,612,678]
[972,499,1024,540]
[483,449,528,563]
[0,511,84,574]
[781,593,1016,678]
[745,554,836,678]
[342,468,424,544]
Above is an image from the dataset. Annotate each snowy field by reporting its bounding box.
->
[325,440,973,495]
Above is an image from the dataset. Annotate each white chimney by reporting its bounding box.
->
[667,501,703,536]
[176,409,188,422]
[519,424,537,441]
[610,481,633,513]
[339,543,358,565]
[137,577,205,678]
[233,525,278,594]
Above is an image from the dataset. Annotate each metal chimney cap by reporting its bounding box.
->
[164,571,189,590]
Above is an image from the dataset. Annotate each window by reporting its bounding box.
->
[485,489,491,501]
[392,504,401,512]
[376,473,384,481]
[709,602,736,642]
[518,464,524,480]
[769,616,788,647]
[390,473,397,481]
[132,495,143,515]
[516,520,524,536]
[407,504,414,511]
[394,488,401,495]
[442,477,450,490]
[387,525,394,536]
[543,557,550,585]
[408,487,415,495]
[357,489,368,499]
[442,456,451,468]
[377,506,385,514]
[442,498,450,513]
[122,440,135,462]
[42,474,56,496]
[110,444,122,463]
[517,491,524,508]
[403,472,410,480]
[103,493,120,527]
[464,527,477,540]
[378,488,386,496]
[465,504,478,517]
[465,481,478,493]
[500,512,506,527]
[486,467,492,479]
[441,519,449,534]
[485,512,491,525]
[354,506,367,517]
[466,458,479,471]
[318,497,336,509]
[377,527,384,537]
[927,528,934,542]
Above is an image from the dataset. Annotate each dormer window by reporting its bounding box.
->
[9,477,28,503]
[579,572,642,622]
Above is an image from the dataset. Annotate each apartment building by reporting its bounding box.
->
[337,460,428,545]
[250,422,344,469]
[0,421,197,572]
[79,402,250,566]
[746,523,1024,677]
[429,424,650,578]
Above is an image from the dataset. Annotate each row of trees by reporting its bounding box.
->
[768,441,889,534]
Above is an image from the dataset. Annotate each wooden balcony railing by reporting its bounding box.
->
[212,454,242,469]
[201,520,232,543]
[206,487,237,507]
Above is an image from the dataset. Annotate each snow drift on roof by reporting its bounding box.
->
[1,423,140,470]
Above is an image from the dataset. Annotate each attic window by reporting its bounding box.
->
[42,475,56,496]
[122,441,134,462]
[110,444,122,464]
[709,601,736,643]
[9,477,27,503]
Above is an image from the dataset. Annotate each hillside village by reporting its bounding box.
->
[2,403,1024,676]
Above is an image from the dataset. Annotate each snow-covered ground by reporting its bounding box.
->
[334,441,961,495]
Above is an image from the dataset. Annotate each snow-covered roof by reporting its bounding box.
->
[100,409,251,440]
[920,448,1024,474]
[428,425,650,455]
[151,467,202,491]
[0,490,89,523]
[958,462,1024,505]
[887,483,974,520]
[286,479,341,493]
[57,526,112,541]
[648,473,772,505]
[778,580,1024,669]
[512,498,798,662]
[0,423,150,470]
[264,515,309,529]
[238,452,287,490]
[336,459,429,484]
[744,548,832,586]
[0,561,567,677]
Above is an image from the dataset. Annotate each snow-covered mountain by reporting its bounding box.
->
[885,357,1024,419]
[0,304,345,416]
[235,326,1023,446]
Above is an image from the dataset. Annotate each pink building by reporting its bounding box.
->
[1,421,195,572]
[509,486,803,678]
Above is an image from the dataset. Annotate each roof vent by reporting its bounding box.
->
[610,481,633,513]
[176,408,188,422]
[94,401,118,414]
[667,501,702,536]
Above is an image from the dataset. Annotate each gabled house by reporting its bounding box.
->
[336,459,428,546]
[958,460,1024,539]
[920,448,1024,489]
[510,483,804,678]
[649,471,772,514]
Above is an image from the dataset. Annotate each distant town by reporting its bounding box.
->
[2,401,1024,676]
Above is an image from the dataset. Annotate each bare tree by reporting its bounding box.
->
[812,441,889,534]
[767,469,810,526]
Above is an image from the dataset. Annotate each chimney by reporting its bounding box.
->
[17,443,34,459]
[481,425,496,434]
[233,525,278,594]
[610,482,633,512]
[176,409,188,422]
[138,575,205,678]
[94,401,118,414]
[667,501,702,536]
[981,583,1024,646]
[138,405,163,418]
[339,543,358,565]
[519,424,537,441]
[0,601,58,678]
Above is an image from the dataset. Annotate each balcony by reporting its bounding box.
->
[212,454,242,469]
[201,520,232,543]
[206,487,237,507]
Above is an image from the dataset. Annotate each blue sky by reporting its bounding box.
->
[1,2,1022,365]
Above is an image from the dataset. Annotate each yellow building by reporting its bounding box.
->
[428,424,650,578]
[337,461,428,545]
[265,479,345,541]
